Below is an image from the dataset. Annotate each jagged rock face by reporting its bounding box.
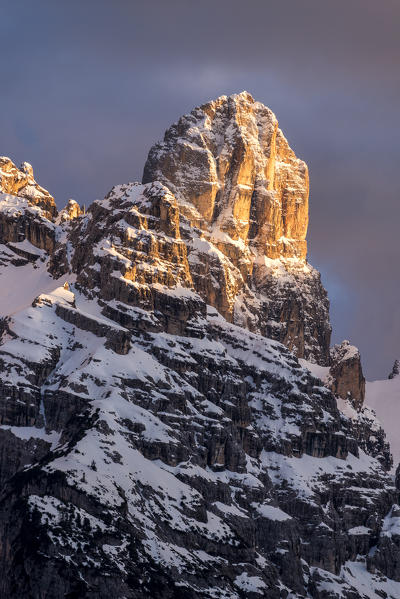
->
[56,198,83,223]
[71,181,192,291]
[0,157,56,220]
[300,356,391,471]
[368,505,400,582]
[62,181,203,337]
[253,259,331,364]
[0,95,400,598]
[329,340,366,409]
[143,92,331,364]
[0,278,397,599]
[0,158,58,258]
[0,196,56,256]
[143,91,308,260]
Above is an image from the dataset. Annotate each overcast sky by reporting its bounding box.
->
[1,0,399,378]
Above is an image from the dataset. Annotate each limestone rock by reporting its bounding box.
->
[143,91,308,260]
[0,156,56,220]
[143,92,331,364]
[0,194,56,256]
[59,181,204,336]
[0,273,395,598]
[0,94,398,598]
[56,198,83,223]
[368,505,400,582]
[329,340,366,409]
[0,157,57,257]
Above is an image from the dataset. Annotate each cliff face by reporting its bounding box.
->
[0,157,56,220]
[144,92,331,364]
[389,360,400,379]
[0,157,58,258]
[329,340,366,409]
[143,91,308,260]
[0,94,398,599]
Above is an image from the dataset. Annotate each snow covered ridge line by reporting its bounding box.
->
[0,274,396,598]
[0,92,399,598]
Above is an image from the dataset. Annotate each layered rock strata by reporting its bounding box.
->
[143,92,331,364]
[0,94,398,598]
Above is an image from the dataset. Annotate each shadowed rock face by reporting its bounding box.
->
[329,340,366,409]
[0,157,58,256]
[389,359,400,379]
[0,94,398,598]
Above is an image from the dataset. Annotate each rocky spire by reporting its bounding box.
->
[56,198,83,224]
[143,91,308,260]
[143,92,331,364]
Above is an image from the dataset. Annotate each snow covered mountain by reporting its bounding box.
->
[0,92,399,598]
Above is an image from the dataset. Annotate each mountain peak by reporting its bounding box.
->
[0,95,398,598]
[143,91,308,261]
[200,90,255,108]
[0,155,56,220]
[142,93,328,363]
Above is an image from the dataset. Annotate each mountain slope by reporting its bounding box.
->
[143,92,331,365]
[0,94,399,598]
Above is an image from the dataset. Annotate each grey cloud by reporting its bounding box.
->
[1,0,399,378]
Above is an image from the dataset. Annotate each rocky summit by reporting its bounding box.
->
[144,92,330,365]
[0,92,398,598]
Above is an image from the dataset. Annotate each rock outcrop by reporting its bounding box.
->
[0,157,58,257]
[143,91,308,260]
[143,92,331,364]
[56,198,83,223]
[329,340,366,409]
[0,94,398,598]
[0,157,56,220]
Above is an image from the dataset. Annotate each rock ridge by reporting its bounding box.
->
[143,91,308,261]
[144,91,331,364]
[0,93,397,598]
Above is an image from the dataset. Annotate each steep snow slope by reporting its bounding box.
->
[0,257,56,316]
[366,376,400,472]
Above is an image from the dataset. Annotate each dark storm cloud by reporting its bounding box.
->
[1,0,399,378]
